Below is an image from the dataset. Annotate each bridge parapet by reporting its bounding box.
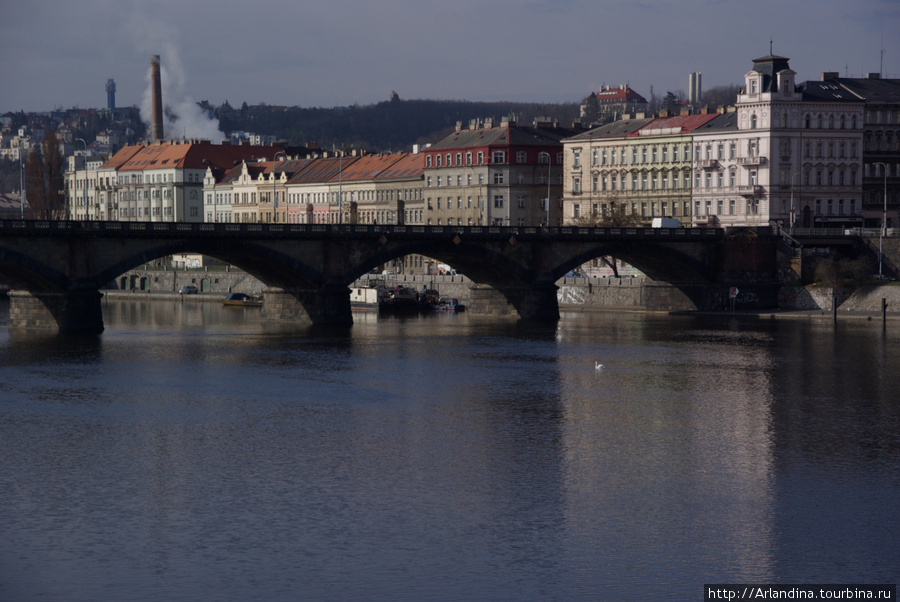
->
[0,219,809,332]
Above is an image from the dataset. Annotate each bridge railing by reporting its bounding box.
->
[24,219,885,241]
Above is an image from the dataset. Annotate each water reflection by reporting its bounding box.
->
[0,300,898,600]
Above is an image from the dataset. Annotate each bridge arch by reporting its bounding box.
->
[0,221,782,332]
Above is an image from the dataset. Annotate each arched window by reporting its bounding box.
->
[750,114,758,129]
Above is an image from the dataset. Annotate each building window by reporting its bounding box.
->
[493,172,504,184]
[466,152,473,165]
[516,150,527,164]
[493,195,504,208]
[492,151,506,164]
[573,150,581,167]
[573,177,581,193]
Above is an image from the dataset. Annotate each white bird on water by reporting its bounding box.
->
[595,362,605,370]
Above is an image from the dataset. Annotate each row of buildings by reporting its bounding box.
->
[64,53,898,231]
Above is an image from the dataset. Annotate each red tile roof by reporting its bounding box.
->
[111,141,284,172]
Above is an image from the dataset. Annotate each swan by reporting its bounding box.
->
[595,362,605,370]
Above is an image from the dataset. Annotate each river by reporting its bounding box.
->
[1,298,898,600]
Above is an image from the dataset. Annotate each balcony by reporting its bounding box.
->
[735,155,767,167]
[698,159,720,170]
[737,185,764,197]
[694,214,719,226]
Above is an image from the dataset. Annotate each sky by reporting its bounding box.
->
[2,0,899,120]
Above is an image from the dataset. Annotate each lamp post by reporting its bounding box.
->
[542,151,551,227]
[789,171,800,231]
[875,162,888,279]
[273,151,286,224]
[19,151,25,219]
[329,145,344,225]
[77,138,87,220]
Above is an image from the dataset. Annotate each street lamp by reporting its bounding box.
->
[18,151,25,219]
[77,138,87,220]
[273,151,286,223]
[789,171,800,231]
[875,162,888,279]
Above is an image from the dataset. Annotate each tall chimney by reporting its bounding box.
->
[150,55,164,142]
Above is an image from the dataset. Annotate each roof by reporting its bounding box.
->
[820,76,900,103]
[376,152,424,180]
[749,54,794,93]
[800,80,866,103]
[111,141,285,172]
[688,111,738,134]
[563,118,655,141]
[333,154,407,182]
[429,122,580,151]
[633,112,722,136]
[100,144,143,170]
[286,156,360,184]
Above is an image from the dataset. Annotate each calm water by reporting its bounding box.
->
[1,298,898,601]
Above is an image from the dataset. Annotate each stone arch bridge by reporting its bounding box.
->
[0,220,785,333]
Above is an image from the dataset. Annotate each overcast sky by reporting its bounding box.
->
[3,0,899,116]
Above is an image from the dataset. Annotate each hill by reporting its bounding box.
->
[216,93,582,152]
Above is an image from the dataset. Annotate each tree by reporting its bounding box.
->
[42,131,66,219]
[581,92,600,125]
[570,208,644,276]
[662,91,680,113]
[702,84,740,108]
[24,131,67,219]
[24,150,48,218]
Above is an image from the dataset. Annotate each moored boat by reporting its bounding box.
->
[223,292,263,307]
[432,297,464,312]
[350,286,379,311]
[378,285,430,313]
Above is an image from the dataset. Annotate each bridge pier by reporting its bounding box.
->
[261,284,353,326]
[510,283,561,321]
[467,282,560,321]
[7,287,104,334]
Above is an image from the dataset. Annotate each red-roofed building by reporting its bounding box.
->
[74,140,285,222]
[581,85,649,124]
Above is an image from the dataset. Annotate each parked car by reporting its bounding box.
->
[179,285,199,294]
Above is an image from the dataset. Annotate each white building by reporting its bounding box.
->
[691,54,864,228]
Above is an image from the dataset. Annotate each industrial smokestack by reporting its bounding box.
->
[150,55,164,142]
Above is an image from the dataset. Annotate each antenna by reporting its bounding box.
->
[881,30,885,77]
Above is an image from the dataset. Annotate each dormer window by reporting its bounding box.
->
[749,79,758,94]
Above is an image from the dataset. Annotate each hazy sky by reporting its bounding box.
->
[3,0,899,116]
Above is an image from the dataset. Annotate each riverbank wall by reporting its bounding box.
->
[107,268,900,315]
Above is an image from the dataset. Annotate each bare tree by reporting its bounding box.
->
[24,131,67,220]
[569,208,644,276]
[24,150,48,219]
[42,131,66,219]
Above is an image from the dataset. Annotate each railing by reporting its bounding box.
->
[9,218,885,240]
